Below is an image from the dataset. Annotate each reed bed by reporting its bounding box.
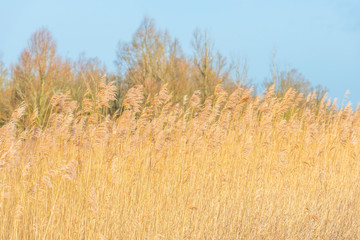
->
[1,82,360,239]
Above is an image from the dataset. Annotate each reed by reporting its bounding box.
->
[1,82,359,239]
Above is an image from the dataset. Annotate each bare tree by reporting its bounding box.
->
[191,29,232,98]
[116,17,193,101]
[11,28,73,125]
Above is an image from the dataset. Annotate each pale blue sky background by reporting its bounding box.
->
[1,0,359,105]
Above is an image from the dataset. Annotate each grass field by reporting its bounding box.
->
[1,83,360,239]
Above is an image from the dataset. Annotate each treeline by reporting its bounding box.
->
[0,18,327,127]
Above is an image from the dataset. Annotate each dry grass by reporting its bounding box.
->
[1,82,360,239]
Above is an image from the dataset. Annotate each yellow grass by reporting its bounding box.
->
[1,83,360,239]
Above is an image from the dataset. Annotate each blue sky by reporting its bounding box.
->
[1,0,359,105]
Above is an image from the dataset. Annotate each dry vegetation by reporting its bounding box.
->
[1,18,359,239]
[1,80,360,239]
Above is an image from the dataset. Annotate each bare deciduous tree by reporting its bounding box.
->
[11,28,73,125]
